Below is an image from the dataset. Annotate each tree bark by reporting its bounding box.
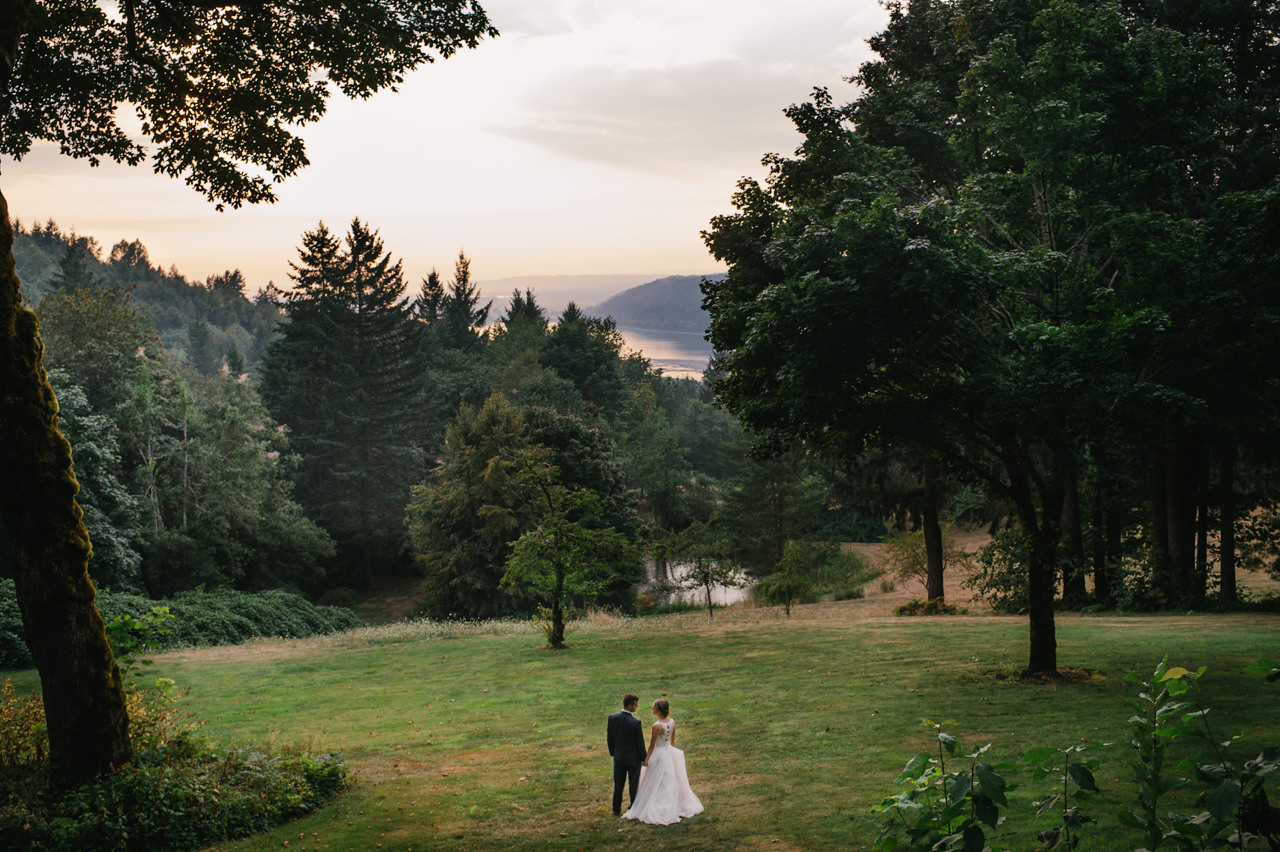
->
[1061,469,1086,607]
[1219,438,1237,602]
[1151,450,1172,599]
[921,457,945,601]
[1005,449,1061,676]
[0,190,133,787]
[1164,441,1196,602]
[1194,443,1210,605]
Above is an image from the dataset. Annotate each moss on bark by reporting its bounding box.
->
[1,189,133,786]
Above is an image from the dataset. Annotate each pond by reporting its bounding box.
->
[644,560,755,606]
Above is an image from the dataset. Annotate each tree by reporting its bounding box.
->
[0,0,496,786]
[409,395,540,618]
[757,542,812,617]
[502,460,640,648]
[261,220,427,587]
[702,0,1268,675]
[542,303,636,418]
[437,251,491,352]
[47,237,101,293]
[670,520,741,619]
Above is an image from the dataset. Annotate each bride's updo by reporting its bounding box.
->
[652,699,670,718]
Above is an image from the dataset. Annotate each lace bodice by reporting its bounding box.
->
[654,718,674,746]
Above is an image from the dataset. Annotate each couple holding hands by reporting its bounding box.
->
[606,694,704,825]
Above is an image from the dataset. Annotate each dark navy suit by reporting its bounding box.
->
[607,708,646,814]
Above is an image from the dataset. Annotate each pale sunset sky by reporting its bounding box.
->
[4,0,888,300]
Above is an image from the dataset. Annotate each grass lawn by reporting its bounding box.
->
[15,602,1280,851]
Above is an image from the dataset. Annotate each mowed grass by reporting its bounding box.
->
[18,604,1280,851]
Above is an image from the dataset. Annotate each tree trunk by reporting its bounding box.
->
[1005,449,1061,676]
[1164,441,1196,602]
[921,457,945,601]
[1194,444,1210,605]
[1151,450,1172,599]
[0,190,133,787]
[1061,470,1086,607]
[1219,438,1237,602]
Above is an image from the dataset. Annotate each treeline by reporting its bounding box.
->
[4,217,885,617]
[14,221,281,374]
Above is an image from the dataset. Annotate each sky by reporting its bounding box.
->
[3,0,889,302]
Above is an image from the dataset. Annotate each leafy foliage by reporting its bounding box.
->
[701,0,1280,674]
[755,542,810,616]
[883,525,970,596]
[2,670,346,851]
[871,719,1010,851]
[1119,657,1280,850]
[0,583,361,670]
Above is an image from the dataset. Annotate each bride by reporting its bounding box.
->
[622,699,704,825]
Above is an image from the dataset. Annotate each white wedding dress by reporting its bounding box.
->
[622,718,703,824]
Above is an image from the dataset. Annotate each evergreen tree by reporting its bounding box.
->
[47,237,101,293]
[438,251,491,352]
[261,220,427,587]
[409,395,540,617]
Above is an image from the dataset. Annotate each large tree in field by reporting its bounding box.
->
[261,220,428,587]
[0,0,495,786]
[703,0,1280,675]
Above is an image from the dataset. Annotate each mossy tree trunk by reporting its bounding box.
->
[0,190,133,786]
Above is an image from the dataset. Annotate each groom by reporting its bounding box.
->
[607,693,646,816]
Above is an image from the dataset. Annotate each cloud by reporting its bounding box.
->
[495,60,817,176]
[483,0,884,176]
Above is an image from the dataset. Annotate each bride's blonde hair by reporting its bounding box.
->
[652,698,670,718]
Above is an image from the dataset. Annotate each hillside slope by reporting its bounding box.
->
[589,274,722,334]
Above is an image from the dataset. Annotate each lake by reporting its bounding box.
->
[617,325,713,380]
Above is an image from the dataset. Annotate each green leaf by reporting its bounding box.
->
[1245,659,1280,681]
[1067,762,1099,793]
[1204,778,1241,822]
[959,824,986,852]
[975,763,1007,805]
[938,731,959,754]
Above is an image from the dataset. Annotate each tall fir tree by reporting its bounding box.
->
[262,219,427,587]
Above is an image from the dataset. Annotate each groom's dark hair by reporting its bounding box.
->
[623,694,639,708]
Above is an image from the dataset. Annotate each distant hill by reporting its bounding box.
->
[588,274,723,335]
[485,273,658,316]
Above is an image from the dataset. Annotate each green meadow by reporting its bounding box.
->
[20,603,1279,851]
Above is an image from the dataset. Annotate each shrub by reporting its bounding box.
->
[893,598,964,616]
[961,530,1029,614]
[883,525,970,595]
[0,675,347,852]
[872,658,1280,850]
[0,582,364,670]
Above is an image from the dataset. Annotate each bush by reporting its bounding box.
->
[892,598,964,616]
[883,524,970,595]
[768,541,880,603]
[962,529,1030,614]
[0,676,348,852]
[0,581,364,670]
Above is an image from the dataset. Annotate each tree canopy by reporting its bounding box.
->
[702,0,1280,675]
